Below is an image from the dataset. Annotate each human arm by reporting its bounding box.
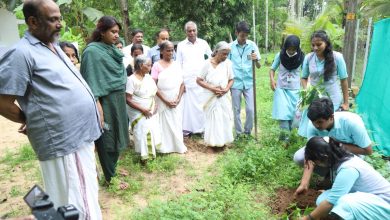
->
[156,90,177,108]
[196,77,223,96]
[334,52,349,111]
[175,83,185,104]
[300,200,334,220]
[250,52,261,68]
[269,69,276,91]
[340,78,349,111]
[300,55,310,89]
[341,142,372,155]
[96,99,104,128]
[301,167,359,220]
[294,160,315,196]
[0,95,26,124]
[224,79,234,92]
[269,53,280,91]
[126,93,152,118]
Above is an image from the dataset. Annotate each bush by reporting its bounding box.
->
[222,143,301,188]
[131,177,274,220]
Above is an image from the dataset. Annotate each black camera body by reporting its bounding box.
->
[24,185,79,220]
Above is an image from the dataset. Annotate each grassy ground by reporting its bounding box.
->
[0,54,389,219]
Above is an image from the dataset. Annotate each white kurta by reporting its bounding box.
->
[155,62,187,153]
[176,38,212,133]
[199,59,234,147]
[126,74,160,159]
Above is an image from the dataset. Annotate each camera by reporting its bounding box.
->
[24,185,79,220]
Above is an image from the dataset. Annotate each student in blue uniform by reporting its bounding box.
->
[269,35,304,142]
[294,97,373,196]
[297,136,390,220]
[298,30,349,138]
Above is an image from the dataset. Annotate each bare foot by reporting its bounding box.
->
[119,182,129,190]
[118,169,129,177]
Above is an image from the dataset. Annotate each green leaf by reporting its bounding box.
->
[57,0,72,6]
[82,7,104,23]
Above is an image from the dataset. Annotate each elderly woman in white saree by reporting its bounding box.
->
[196,41,234,149]
[151,41,187,154]
[126,55,161,164]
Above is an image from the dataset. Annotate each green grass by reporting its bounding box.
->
[9,186,23,198]
[104,148,190,202]
[131,177,275,220]
[0,144,36,167]
[1,55,389,219]
[130,58,304,219]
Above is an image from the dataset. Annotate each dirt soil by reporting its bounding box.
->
[0,115,220,218]
[0,116,29,154]
[270,188,337,220]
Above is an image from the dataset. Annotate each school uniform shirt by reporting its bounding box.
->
[307,111,372,148]
[229,39,261,90]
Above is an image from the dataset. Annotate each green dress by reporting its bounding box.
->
[81,42,129,182]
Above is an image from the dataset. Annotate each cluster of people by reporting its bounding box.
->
[0,1,261,218]
[270,26,389,219]
[0,0,388,219]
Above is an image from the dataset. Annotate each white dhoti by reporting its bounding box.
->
[182,85,205,133]
[40,142,102,220]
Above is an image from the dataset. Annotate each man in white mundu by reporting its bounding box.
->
[176,21,212,136]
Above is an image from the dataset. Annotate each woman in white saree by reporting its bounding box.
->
[196,41,234,148]
[126,55,161,163]
[151,41,187,154]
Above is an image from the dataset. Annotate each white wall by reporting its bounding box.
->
[0,8,20,56]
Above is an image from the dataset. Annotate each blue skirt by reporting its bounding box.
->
[272,88,299,120]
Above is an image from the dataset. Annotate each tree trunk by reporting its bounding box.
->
[289,0,296,18]
[265,0,269,52]
[343,0,359,88]
[272,1,276,50]
[119,0,131,45]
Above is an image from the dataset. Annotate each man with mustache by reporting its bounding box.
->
[0,0,102,219]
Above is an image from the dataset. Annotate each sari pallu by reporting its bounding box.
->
[156,62,187,153]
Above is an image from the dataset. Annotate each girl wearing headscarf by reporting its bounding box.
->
[196,41,234,150]
[80,16,129,184]
[297,136,390,220]
[269,35,304,142]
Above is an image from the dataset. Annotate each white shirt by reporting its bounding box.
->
[176,38,212,87]
[122,43,150,58]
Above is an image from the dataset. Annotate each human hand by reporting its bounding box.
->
[340,103,349,111]
[142,109,153,118]
[270,79,276,91]
[294,184,309,197]
[250,52,258,61]
[212,87,224,96]
[167,101,178,108]
[299,216,310,220]
[175,96,182,105]
[18,123,27,135]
